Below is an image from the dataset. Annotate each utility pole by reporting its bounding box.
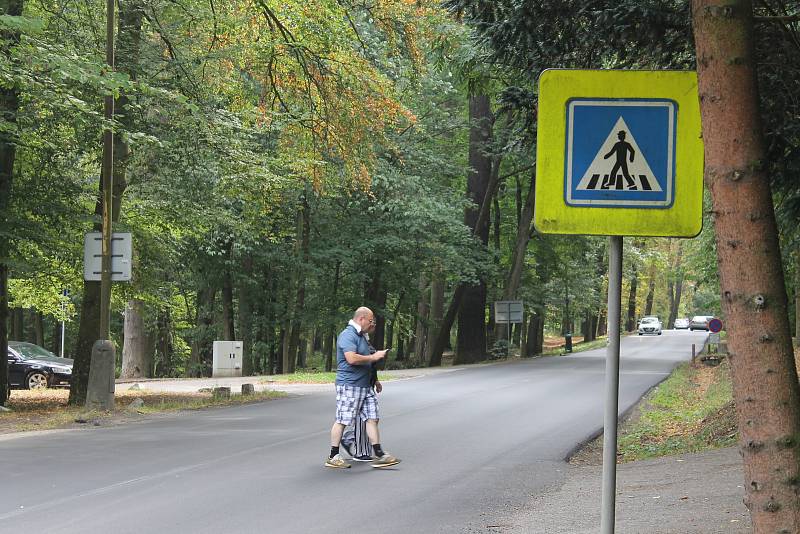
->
[86,0,116,410]
[99,0,114,339]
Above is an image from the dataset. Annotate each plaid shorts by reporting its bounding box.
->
[335,384,379,426]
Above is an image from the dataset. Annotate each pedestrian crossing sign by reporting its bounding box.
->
[535,70,704,237]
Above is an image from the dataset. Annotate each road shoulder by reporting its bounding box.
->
[505,447,750,533]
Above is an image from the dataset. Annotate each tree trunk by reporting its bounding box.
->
[523,313,543,358]
[625,268,638,332]
[413,274,429,361]
[239,252,254,375]
[189,287,216,377]
[643,264,656,316]
[455,94,493,365]
[796,251,800,342]
[32,310,44,346]
[10,308,22,340]
[668,242,685,328]
[0,0,23,404]
[496,170,536,342]
[155,308,173,377]
[693,3,800,531]
[364,267,387,348]
[425,267,445,365]
[323,262,340,372]
[70,0,143,404]
[297,332,308,369]
[221,266,235,341]
[120,299,148,378]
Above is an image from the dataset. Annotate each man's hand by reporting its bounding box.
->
[372,349,388,362]
[375,381,382,394]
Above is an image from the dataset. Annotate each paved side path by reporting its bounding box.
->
[506,447,751,533]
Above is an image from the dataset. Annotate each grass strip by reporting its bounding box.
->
[260,371,394,384]
[616,359,737,462]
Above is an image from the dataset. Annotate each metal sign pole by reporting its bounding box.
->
[507,302,511,357]
[601,235,623,534]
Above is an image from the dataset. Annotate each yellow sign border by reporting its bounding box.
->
[534,70,704,237]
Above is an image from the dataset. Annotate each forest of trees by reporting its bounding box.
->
[0,2,796,395]
[0,1,796,386]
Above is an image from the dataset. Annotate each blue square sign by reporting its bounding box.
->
[565,99,677,208]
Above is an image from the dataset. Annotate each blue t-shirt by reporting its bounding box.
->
[336,325,373,387]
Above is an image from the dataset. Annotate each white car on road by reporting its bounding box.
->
[638,317,662,336]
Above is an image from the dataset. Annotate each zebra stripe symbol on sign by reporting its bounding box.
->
[565,99,676,209]
[575,117,663,193]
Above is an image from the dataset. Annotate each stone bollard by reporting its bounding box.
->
[241,384,255,396]
[212,387,231,400]
[86,340,116,411]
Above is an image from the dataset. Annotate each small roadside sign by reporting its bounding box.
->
[494,300,523,324]
[83,232,133,282]
[534,69,704,237]
[708,318,723,333]
[708,333,721,344]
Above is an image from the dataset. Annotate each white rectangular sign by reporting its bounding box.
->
[494,300,524,324]
[83,232,133,282]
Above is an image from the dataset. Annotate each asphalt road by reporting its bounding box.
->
[0,330,707,533]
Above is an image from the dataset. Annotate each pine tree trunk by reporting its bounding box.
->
[693,3,800,531]
[795,251,799,342]
[120,299,148,378]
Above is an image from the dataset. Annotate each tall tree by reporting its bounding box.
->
[0,0,23,405]
[70,0,144,404]
[455,94,492,364]
[693,2,800,531]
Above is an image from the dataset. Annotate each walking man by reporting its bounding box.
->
[326,307,401,469]
[602,130,637,190]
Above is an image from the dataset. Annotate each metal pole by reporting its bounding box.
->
[507,309,511,358]
[99,0,115,340]
[60,289,66,358]
[601,235,623,534]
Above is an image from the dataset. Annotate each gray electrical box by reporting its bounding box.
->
[212,341,243,378]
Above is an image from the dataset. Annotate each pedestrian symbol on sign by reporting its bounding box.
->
[565,99,676,208]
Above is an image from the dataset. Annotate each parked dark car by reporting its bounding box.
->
[6,341,73,390]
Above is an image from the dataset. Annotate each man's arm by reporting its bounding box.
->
[629,144,635,162]
[344,350,387,366]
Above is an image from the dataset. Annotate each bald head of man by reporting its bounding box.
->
[353,307,375,333]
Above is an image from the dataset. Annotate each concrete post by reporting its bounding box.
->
[86,340,115,411]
